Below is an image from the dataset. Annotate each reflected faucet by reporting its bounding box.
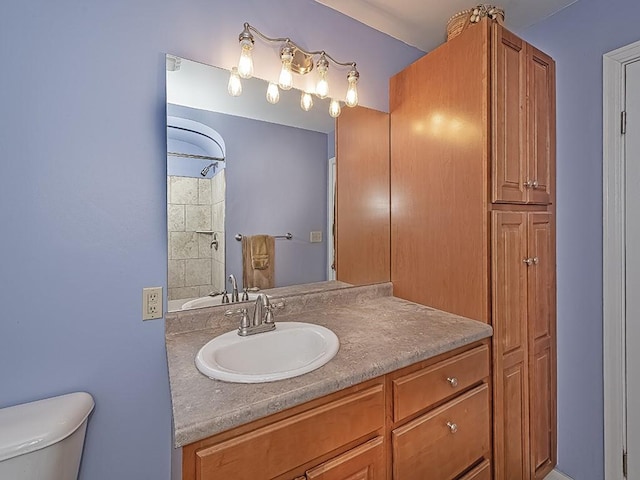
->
[228,274,239,302]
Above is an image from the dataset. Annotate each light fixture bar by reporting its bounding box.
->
[231,23,361,115]
[241,23,358,73]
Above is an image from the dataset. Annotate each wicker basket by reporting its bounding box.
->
[446,5,505,41]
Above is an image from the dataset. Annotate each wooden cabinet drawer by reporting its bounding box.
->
[393,345,489,422]
[458,459,491,480]
[305,436,385,480]
[194,384,384,480]
[392,383,490,480]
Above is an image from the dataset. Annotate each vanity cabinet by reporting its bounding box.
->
[181,341,490,480]
[390,18,556,480]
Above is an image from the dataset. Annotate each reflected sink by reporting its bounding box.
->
[181,292,260,310]
[195,322,340,383]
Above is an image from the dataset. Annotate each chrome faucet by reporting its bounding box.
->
[228,274,239,302]
[225,293,285,336]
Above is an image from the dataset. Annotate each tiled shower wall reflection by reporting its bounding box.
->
[167,172,226,301]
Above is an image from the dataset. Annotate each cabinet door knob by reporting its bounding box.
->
[524,180,533,188]
[446,421,458,434]
[523,257,534,266]
[446,377,458,388]
[532,256,539,265]
[532,180,539,188]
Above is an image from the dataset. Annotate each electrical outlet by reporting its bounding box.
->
[310,231,323,243]
[143,287,163,321]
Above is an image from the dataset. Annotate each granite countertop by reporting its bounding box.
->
[165,283,493,447]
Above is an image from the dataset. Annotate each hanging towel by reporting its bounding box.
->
[250,235,270,270]
[242,235,275,289]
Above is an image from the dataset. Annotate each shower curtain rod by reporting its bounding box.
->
[167,152,225,161]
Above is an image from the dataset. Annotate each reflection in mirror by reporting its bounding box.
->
[166,56,347,312]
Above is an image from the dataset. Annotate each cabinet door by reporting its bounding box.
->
[527,213,556,478]
[491,211,530,480]
[492,25,527,204]
[527,47,555,205]
[305,437,385,480]
[193,385,384,480]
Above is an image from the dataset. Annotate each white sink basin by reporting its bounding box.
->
[195,322,340,383]
[181,292,260,310]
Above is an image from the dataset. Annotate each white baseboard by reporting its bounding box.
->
[545,469,574,480]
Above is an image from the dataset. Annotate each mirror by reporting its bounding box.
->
[166,56,348,312]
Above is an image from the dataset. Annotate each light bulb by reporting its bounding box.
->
[300,92,313,111]
[279,64,293,90]
[237,38,254,79]
[227,67,242,97]
[316,75,329,99]
[266,82,280,104]
[279,46,294,90]
[315,56,329,99]
[329,99,341,118]
[345,69,359,107]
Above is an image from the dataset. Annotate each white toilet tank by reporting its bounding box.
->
[0,392,94,480]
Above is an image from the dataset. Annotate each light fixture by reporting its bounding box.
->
[279,45,294,90]
[228,67,242,97]
[345,67,359,107]
[266,82,280,104]
[315,54,329,99]
[300,92,314,111]
[329,99,342,118]
[237,24,254,79]
[229,22,360,117]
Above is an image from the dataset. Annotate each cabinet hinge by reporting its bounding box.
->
[623,450,628,478]
[622,111,627,135]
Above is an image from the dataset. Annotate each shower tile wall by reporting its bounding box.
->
[168,173,226,301]
[211,171,226,290]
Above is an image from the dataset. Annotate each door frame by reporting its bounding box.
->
[603,38,640,480]
[327,156,336,281]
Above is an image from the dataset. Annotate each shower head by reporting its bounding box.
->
[201,162,218,177]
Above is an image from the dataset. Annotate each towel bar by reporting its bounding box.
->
[235,233,293,241]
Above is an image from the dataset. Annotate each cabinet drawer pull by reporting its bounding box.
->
[446,377,458,388]
[446,421,458,434]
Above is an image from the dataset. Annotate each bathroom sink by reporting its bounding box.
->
[181,292,260,310]
[195,322,340,383]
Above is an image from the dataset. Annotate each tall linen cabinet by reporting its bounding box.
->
[390,19,556,480]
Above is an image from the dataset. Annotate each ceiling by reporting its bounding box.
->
[314,0,579,52]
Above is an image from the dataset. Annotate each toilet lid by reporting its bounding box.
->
[0,392,94,462]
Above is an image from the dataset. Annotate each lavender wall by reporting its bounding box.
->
[520,0,640,478]
[0,1,423,479]
[169,104,329,287]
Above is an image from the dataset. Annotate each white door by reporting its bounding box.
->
[626,59,640,479]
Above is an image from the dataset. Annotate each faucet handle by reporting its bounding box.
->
[264,299,285,325]
[270,299,285,310]
[225,308,250,329]
[221,291,229,303]
[241,288,249,302]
